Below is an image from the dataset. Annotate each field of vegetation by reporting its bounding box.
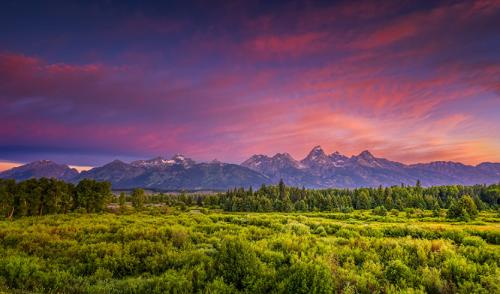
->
[1,178,500,293]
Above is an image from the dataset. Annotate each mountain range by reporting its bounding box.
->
[1,146,500,189]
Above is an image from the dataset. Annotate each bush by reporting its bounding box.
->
[314,226,326,235]
[342,207,354,214]
[462,236,486,248]
[214,237,264,291]
[172,227,189,248]
[74,207,87,214]
[335,228,360,239]
[281,221,311,236]
[279,259,333,293]
[372,206,387,216]
[385,260,411,283]
[420,267,444,294]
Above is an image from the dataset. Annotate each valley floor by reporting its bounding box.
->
[1,209,500,293]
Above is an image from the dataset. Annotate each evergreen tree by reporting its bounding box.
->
[279,179,286,200]
[131,188,146,211]
[282,196,293,212]
[385,196,393,210]
[358,191,370,210]
[458,196,479,219]
[446,201,461,219]
[119,192,126,212]
[459,208,470,222]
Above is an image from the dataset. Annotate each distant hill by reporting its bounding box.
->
[2,148,500,189]
[0,160,79,182]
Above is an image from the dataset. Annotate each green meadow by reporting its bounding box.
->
[1,179,500,293]
[1,209,500,294]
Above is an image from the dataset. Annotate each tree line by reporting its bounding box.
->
[3,176,500,220]
[0,178,111,217]
[218,180,499,218]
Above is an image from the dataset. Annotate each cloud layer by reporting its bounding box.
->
[0,0,499,167]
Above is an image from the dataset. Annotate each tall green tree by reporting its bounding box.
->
[119,192,127,212]
[279,179,286,200]
[358,191,370,210]
[0,178,16,218]
[131,188,146,211]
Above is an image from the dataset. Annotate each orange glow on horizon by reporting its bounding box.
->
[0,162,93,173]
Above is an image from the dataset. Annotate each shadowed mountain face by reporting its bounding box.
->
[477,162,500,176]
[0,160,79,182]
[2,148,500,189]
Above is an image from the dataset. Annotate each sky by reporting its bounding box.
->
[1,0,499,170]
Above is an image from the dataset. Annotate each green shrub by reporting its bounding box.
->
[462,236,486,248]
[342,207,354,214]
[214,237,264,291]
[281,221,311,236]
[172,227,189,248]
[314,226,326,235]
[441,228,469,243]
[385,260,411,283]
[74,207,87,214]
[420,267,444,294]
[335,228,360,239]
[279,259,333,294]
[372,206,387,216]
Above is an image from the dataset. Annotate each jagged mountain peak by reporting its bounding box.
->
[359,150,374,158]
[241,154,271,165]
[329,151,349,166]
[250,154,270,159]
[351,150,384,167]
[130,156,177,167]
[305,146,327,158]
[172,153,185,159]
[169,153,197,167]
[272,152,295,160]
[300,146,333,168]
[311,145,323,152]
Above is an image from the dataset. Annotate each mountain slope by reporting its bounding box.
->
[73,155,272,189]
[241,153,318,187]
[0,160,79,181]
[477,162,500,176]
[409,161,500,186]
[242,147,500,188]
